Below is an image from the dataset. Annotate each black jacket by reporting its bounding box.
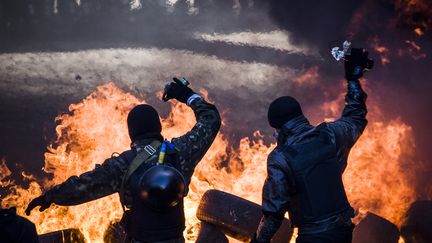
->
[255,80,367,241]
[0,207,39,243]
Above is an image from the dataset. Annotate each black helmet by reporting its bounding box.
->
[138,164,186,210]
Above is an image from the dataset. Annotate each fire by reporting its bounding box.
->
[344,119,416,225]
[0,83,417,242]
[323,85,417,227]
[400,40,427,60]
[414,28,424,36]
[370,37,391,65]
[395,0,432,35]
[0,159,12,187]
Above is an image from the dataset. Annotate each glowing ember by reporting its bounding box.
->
[414,28,424,36]
[396,0,432,35]
[0,159,12,187]
[0,83,417,242]
[405,40,421,51]
[370,37,391,65]
[398,40,427,60]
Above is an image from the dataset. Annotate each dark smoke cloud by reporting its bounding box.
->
[267,0,366,47]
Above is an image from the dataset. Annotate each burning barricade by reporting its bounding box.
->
[0,82,425,242]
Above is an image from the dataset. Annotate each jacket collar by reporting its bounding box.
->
[278,115,314,145]
[131,137,163,151]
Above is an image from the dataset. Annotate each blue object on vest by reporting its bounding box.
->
[127,141,186,242]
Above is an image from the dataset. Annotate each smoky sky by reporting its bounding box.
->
[0,0,431,198]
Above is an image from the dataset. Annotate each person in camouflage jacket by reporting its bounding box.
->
[26,79,221,243]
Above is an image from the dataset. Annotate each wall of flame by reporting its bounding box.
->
[0,81,417,242]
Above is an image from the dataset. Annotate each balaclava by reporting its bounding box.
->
[268,96,303,129]
[127,104,162,142]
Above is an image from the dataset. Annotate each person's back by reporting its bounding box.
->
[277,123,352,228]
[251,47,372,243]
[25,79,221,242]
[0,207,39,243]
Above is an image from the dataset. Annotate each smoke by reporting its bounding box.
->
[0,48,298,97]
[267,0,367,49]
[192,30,317,54]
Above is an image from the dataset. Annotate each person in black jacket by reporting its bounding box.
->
[0,207,39,243]
[25,79,221,243]
[251,48,372,243]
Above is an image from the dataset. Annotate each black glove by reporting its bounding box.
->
[163,78,195,103]
[25,195,52,215]
[344,48,374,80]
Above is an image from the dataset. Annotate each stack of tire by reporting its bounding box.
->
[196,190,293,243]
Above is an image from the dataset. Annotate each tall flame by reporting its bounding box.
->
[1,82,417,242]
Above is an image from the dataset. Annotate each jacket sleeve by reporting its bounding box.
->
[43,155,129,206]
[255,150,294,242]
[327,80,368,157]
[171,97,221,182]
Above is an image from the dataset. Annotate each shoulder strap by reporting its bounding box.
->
[119,140,162,211]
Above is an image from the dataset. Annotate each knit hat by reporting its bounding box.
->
[127,104,162,142]
[268,96,303,129]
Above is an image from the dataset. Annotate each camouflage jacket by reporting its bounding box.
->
[43,98,221,206]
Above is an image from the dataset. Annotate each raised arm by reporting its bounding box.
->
[326,47,372,174]
[171,98,221,176]
[25,155,129,215]
[162,78,221,181]
[327,47,372,151]
[327,79,367,149]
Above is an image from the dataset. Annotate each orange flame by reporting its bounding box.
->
[0,159,12,187]
[414,28,424,36]
[0,82,417,242]
[370,37,391,65]
[396,0,432,35]
[323,86,417,226]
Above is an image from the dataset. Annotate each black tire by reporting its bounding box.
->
[103,220,128,243]
[352,212,400,243]
[401,200,432,243]
[196,222,229,243]
[196,189,293,242]
[38,228,85,243]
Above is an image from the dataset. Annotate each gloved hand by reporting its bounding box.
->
[163,78,195,103]
[344,48,373,80]
[25,195,52,215]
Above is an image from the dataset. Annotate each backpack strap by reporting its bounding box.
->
[119,140,162,211]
